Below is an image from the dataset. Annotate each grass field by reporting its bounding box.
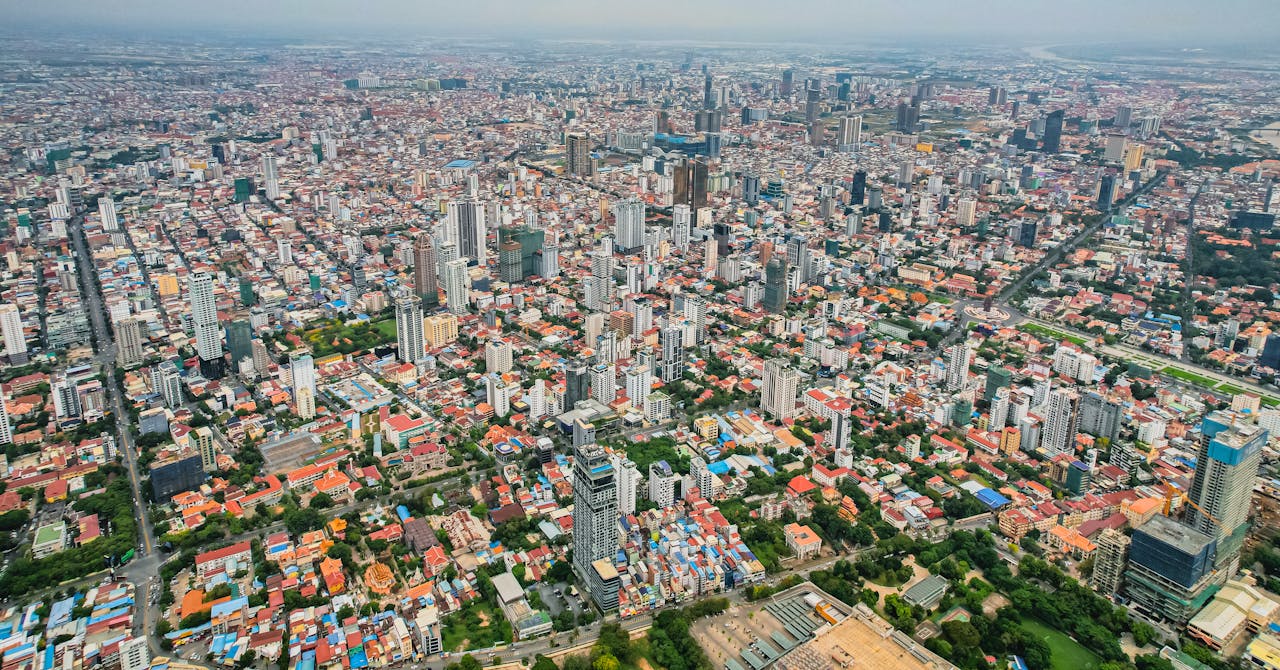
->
[1020,619,1101,670]
[372,318,397,339]
[1160,366,1219,387]
[1018,323,1087,346]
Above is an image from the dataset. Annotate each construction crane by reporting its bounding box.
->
[1161,482,1222,529]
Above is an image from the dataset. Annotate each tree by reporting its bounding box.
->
[592,654,619,670]
[531,656,558,670]
[310,493,334,509]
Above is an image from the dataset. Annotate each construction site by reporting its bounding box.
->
[691,583,956,670]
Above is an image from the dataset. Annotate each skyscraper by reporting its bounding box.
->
[572,443,619,610]
[395,295,425,364]
[189,272,225,379]
[1041,388,1080,456]
[565,360,589,409]
[499,239,523,283]
[485,339,513,374]
[1187,412,1267,569]
[442,258,470,314]
[413,235,439,306]
[1093,528,1130,598]
[763,257,788,314]
[152,364,183,408]
[1097,173,1117,210]
[1124,514,1220,624]
[837,115,862,151]
[115,316,145,369]
[761,358,800,420]
[291,354,316,420]
[648,461,679,508]
[672,159,708,209]
[0,390,12,446]
[945,343,972,392]
[1079,392,1124,443]
[590,363,616,405]
[0,304,27,364]
[1042,109,1065,154]
[613,455,639,516]
[262,155,280,200]
[613,197,645,251]
[671,204,692,251]
[446,200,486,264]
[659,324,684,384]
[99,197,119,232]
[683,295,708,344]
[566,132,594,178]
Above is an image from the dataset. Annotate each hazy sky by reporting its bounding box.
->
[2,0,1276,45]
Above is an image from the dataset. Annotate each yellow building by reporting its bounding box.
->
[155,273,180,297]
[424,313,459,348]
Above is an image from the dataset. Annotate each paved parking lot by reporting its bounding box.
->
[532,581,584,618]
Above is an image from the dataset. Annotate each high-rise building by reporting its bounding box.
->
[225,318,253,370]
[1079,392,1124,443]
[673,159,708,209]
[565,360,589,409]
[152,364,184,408]
[683,295,708,344]
[690,455,715,498]
[0,304,27,364]
[837,115,862,151]
[499,240,523,283]
[99,197,119,232]
[115,316,145,369]
[984,366,1012,403]
[763,257,788,314]
[291,354,316,420]
[277,238,292,265]
[1093,528,1130,598]
[442,259,470,314]
[413,235,439,306]
[1041,388,1080,456]
[446,200,486,264]
[780,69,794,96]
[590,363,616,405]
[1042,110,1065,154]
[1114,105,1133,129]
[0,390,12,446]
[194,426,217,473]
[614,455,640,516]
[1187,412,1267,569]
[613,197,645,251]
[761,358,800,420]
[659,325,684,384]
[566,132,594,177]
[1125,514,1221,624]
[671,204,692,251]
[945,343,972,392]
[485,339,513,374]
[395,295,425,363]
[625,364,652,409]
[262,155,280,200]
[742,174,760,206]
[572,443,619,611]
[189,272,225,379]
[1098,173,1117,210]
[990,387,1011,432]
[120,637,151,670]
[648,460,680,508]
[956,197,977,228]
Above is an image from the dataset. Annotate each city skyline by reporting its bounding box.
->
[2,0,1278,45]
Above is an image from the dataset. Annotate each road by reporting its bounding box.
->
[1178,180,1209,363]
[68,215,171,657]
[69,215,156,558]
